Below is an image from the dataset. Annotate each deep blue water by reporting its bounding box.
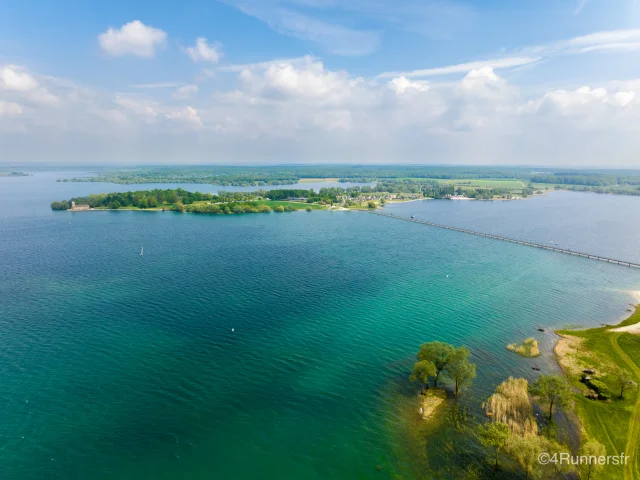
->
[0,173,639,479]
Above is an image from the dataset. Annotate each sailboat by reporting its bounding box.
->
[140,246,144,256]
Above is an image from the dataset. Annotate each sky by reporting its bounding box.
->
[1,0,640,166]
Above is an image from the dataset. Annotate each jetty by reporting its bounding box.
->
[369,211,640,269]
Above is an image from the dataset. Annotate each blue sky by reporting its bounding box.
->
[1,0,640,165]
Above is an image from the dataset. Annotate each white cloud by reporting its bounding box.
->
[388,76,429,95]
[172,85,199,100]
[115,96,159,122]
[379,56,540,79]
[238,56,365,106]
[222,1,379,55]
[0,100,22,116]
[377,29,640,83]
[99,20,167,57]
[5,58,640,165]
[0,65,38,91]
[165,106,203,128]
[184,38,222,63]
[216,57,308,73]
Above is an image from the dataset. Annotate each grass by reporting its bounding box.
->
[506,337,541,357]
[556,305,640,480]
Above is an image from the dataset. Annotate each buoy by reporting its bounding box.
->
[231,328,234,332]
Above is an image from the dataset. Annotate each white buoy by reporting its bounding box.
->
[231,328,234,332]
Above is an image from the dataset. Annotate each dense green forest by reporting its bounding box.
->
[57,165,640,196]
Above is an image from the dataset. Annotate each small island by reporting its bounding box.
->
[51,188,338,214]
[0,171,30,177]
[506,337,541,357]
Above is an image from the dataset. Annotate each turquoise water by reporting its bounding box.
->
[1,173,639,479]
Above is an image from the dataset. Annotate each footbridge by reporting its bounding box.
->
[369,211,640,269]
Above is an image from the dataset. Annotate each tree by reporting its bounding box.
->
[444,346,476,397]
[306,206,312,212]
[409,360,436,393]
[615,368,638,399]
[477,422,511,471]
[367,201,376,209]
[509,434,544,480]
[579,439,606,480]
[417,341,455,387]
[274,205,285,212]
[530,375,572,420]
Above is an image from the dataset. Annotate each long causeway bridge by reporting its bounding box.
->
[368,211,640,269]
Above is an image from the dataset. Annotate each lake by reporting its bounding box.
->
[1,173,639,479]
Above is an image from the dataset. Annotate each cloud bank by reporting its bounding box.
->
[2,55,640,165]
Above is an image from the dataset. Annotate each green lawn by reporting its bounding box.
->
[556,306,640,480]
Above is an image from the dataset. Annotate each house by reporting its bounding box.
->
[70,201,90,211]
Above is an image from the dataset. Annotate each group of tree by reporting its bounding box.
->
[409,341,477,397]
[476,374,610,479]
[185,202,298,214]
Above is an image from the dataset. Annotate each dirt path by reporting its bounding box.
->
[609,332,640,480]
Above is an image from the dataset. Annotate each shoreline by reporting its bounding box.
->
[553,301,640,478]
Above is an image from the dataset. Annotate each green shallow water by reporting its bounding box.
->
[1,174,639,479]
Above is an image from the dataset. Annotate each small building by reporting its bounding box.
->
[70,201,90,211]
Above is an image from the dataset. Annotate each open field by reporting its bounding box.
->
[556,306,640,480]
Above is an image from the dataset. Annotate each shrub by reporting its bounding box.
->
[586,379,611,400]
[274,206,285,212]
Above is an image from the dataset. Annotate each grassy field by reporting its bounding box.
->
[556,306,640,480]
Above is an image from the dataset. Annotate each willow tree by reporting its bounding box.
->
[529,375,572,420]
[444,346,476,397]
[409,360,436,394]
[615,368,638,400]
[477,422,511,471]
[417,341,455,387]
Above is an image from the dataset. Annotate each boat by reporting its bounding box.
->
[411,215,415,219]
[140,247,144,256]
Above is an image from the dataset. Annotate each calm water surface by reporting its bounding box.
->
[1,173,639,479]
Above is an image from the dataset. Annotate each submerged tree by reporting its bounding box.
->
[477,422,511,471]
[444,346,476,397]
[417,341,455,387]
[409,360,436,394]
[530,375,572,420]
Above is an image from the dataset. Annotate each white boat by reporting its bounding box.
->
[140,247,144,256]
